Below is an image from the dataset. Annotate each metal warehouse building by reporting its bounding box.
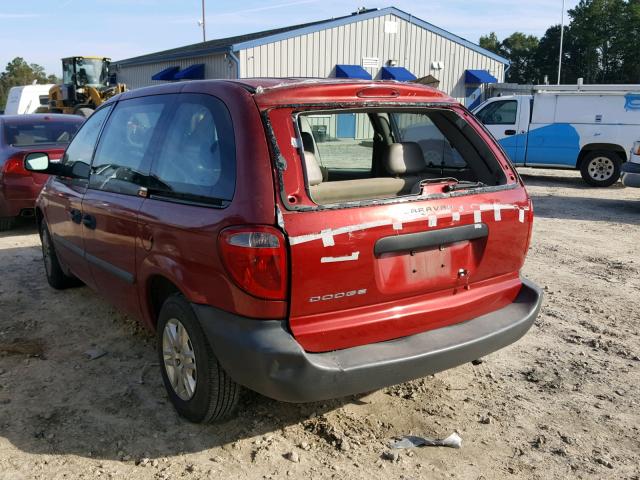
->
[113,6,508,109]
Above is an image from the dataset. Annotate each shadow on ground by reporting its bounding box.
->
[0,218,38,238]
[0,243,360,462]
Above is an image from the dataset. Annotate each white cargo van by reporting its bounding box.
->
[473,85,640,186]
[3,84,54,115]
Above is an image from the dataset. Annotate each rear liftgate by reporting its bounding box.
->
[266,106,532,353]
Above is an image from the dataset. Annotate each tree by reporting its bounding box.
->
[479,0,640,85]
[0,57,59,110]
[501,33,540,83]
[479,32,504,56]
[535,25,574,84]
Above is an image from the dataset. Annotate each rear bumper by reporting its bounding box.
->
[193,278,542,403]
[621,162,640,188]
[0,182,41,217]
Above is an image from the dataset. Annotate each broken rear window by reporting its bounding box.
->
[294,108,508,205]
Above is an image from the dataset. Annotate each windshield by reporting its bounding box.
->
[63,58,108,87]
[4,119,82,146]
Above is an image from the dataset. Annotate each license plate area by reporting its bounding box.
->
[373,224,488,295]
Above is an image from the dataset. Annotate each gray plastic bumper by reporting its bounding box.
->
[621,162,640,188]
[192,278,543,403]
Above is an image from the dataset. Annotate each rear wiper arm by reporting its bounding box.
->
[443,181,486,193]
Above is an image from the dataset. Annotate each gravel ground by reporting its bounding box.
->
[0,168,638,480]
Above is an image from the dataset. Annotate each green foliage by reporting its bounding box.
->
[479,32,504,56]
[0,57,60,111]
[481,0,639,84]
[501,33,540,83]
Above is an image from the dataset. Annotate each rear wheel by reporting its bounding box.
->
[580,151,621,187]
[157,294,239,423]
[40,220,80,289]
[0,217,15,232]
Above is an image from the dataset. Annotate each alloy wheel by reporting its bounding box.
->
[587,156,615,182]
[162,318,197,401]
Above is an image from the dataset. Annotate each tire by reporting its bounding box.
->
[40,220,80,289]
[157,294,240,423]
[580,151,621,187]
[0,217,15,232]
[74,107,94,118]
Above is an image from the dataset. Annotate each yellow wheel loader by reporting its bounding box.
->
[40,56,126,118]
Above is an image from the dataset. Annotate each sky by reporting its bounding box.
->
[1,0,581,76]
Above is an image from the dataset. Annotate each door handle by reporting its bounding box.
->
[504,129,517,136]
[82,214,96,229]
[69,208,82,224]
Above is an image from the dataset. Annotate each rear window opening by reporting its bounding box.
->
[4,120,81,147]
[295,108,508,205]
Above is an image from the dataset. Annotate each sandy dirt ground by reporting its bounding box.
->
[0,168,638,480]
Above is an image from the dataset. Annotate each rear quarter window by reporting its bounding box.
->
[148,93,236,204]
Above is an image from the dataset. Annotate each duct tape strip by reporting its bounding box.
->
[321,251,360,263]
[519,208,525,223]
[393,222,403,231]
[289,219,391,246]
[320,229,335,247]
[428,215,438,227]
[473,210,482,224]
[452,211,461,222]
[494,204,502,221]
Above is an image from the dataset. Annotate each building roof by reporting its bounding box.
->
[115,6,509,67]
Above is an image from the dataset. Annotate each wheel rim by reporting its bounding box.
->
[162,318,197,401]
[42,229,53,277]
[587,156,615,182]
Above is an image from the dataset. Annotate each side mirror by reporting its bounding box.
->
[24,152,51,172]
[70,161,90,179]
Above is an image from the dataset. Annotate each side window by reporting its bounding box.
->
[476,100,518,125]
[89,96,169,196]
[149,93,236,203]
[61,105,112,176]
[392,113,467,168]
[304,113,373,172]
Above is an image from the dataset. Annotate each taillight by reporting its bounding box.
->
[219,225,288,300]
[2,154,29,176]
[633,141,640,156]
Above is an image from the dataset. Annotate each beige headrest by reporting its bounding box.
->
[384,142,425,176]
[303,151,323,186]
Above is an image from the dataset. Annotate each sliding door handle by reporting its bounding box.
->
[69,208,82,224]
[82,214,96,229]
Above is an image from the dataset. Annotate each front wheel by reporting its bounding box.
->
[157,294,239,423]
[580,151,621,187]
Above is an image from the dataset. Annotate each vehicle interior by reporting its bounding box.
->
[297,108,507,205]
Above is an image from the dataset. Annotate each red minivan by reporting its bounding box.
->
[27,79,542,423]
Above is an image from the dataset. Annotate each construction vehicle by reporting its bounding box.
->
[38,57,126,117]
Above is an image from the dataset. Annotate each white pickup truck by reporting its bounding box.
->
[473,85,640,187]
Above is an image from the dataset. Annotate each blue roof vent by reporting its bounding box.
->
[465,69,498,84]
[151,66,180,81]
[174,64,205,80]
[380,66,417,82]
[335,64,372,80]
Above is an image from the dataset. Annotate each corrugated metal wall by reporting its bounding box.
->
[115,54,235,90]
[239,13,505,102]
[115,12,505,99]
